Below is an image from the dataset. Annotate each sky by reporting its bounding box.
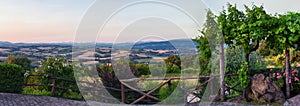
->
[0,0,94,43]
[0,0,300,43]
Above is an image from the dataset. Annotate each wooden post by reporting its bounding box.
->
[121,82,125,103]
[51,76,56,96]
[167,80,172,90]
[210,77,213,100]
[285,49,291,98]
[220,42,225,101]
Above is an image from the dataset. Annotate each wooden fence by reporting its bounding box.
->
[24,74,239,104]
[119,74,239,104]
[24,74,80,97]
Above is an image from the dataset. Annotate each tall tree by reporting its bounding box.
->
[218,4,273,99]
[200,9,225,100]
[266,12,300,98]
[193,36,212,76]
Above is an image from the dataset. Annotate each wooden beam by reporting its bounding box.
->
[130,79,171,104]
[121,81,160,102]
[121,83,125,103]
[51,78,56,96]
[120,74,237,82]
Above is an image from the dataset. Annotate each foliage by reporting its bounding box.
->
[267,67,300,97]
[218,4,272,61]
[164,55,181,73]
[201,9,222,47]
[249,51,267,69]
[22,87,52,96]
[97,63,121,88]
[158,81,181,103]
[166,65,181,73]
[7,55,31,72]
[181,68,199,73]
[237,62,249,88]
[266,12,300,52]
[218,4,276,99]
[132,63,151,77]
[0,63,24,93]
[291,49,300,66]
[264,12,300,98]
[35,57,79,97]
[148,63,166,77]
[225,46,244,94]
[225,47,244,74]
[181,55,199,69]
[193,36,211,76]
[164,55,181,68]
[137,80,183,104]
[199,9,227,99]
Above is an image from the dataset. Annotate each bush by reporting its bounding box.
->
[0,63,24,93]
[225,47,244,96]
[132,63,151,77]
[267,67,300,97]
[35,57,81,98]
[166,66,181,73]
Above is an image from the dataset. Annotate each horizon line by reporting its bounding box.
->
[0,38,195,44]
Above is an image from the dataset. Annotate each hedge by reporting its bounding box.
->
[0,63,24,93]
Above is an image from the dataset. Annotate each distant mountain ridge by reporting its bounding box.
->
[0,39,198,50]
[0,41,15,47]
[131,39,198,50]
[0,42,73,47]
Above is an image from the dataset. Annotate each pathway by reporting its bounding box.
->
[0,93,88,106]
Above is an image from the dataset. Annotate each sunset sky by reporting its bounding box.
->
[1,0,300,43]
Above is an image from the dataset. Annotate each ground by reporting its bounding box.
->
[1,92,299,106]
[0,93,88,106]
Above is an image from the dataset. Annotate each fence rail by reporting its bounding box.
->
[119,74,238,104]
[24,74,81,96]
[24,74,238,104]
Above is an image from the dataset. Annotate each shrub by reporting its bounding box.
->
[132,63,151,77]
[225,47,244,96]
[0,63,24,93]
[164,55,181,73]
[268,67,300,96]
[35,57,81,98]
[166,65,181,73]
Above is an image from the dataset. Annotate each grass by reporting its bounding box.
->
[22,87,52,96]
[22,87,83,100]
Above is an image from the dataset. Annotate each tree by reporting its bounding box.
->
[98,63,120,88]
[164,55,181,73]
[193,36,211,76]
[7,55,31,72]
[265,12,300,98]
[200,9,226,100]
[219,4,272,64]
[131,63,150,77]
[36,57,77,96]
[218,4,273,99]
